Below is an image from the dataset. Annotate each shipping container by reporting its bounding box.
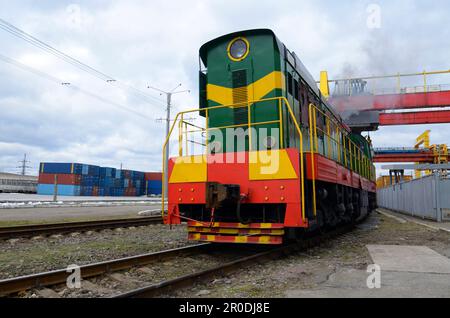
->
[88,165,100,176]
[81,175,99,186]
[124,187,137,197]
[37,184,81,196]
[81,186,93,196]
[99,167,116,178]
[147,180,162,195]
[38,173,82,185]
[39,163,157,197]
[145,172,162,181]
[40,163,83,175]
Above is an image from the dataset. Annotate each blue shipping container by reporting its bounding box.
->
[81,186,93,196]
[81,164,89,175]
[147,180,162,195]
[100,167,116,178]
[37,184,81,196]
[40,162,83,175]
[88,165,100,176]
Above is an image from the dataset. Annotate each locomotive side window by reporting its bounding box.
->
[287,72,293,95]
[294,79,299,101]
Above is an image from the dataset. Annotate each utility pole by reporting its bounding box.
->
[148,84,190,197]
[17,153,31,176]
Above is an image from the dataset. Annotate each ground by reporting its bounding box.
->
[1,209,449,298]
[0,224,190,280]
[175,211,450,298]
[0,204,161,226]
[0,193,161,202]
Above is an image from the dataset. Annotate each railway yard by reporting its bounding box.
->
[0,201,449,298]
[1,1,450,306]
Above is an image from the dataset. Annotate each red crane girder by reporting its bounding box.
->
[374,152,443,163]
[379,110,450,126]
[330,90,450,112]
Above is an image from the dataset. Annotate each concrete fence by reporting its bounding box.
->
[377,173,450,222]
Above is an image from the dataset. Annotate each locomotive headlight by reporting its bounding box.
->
[228,37,250,61]
[263,136,277,150]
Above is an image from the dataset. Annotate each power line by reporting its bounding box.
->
[0,52,154,121]
[0,18,166,106]
[17,153,31,175]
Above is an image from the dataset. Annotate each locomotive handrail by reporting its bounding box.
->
[161,96,307,224]
[308,103,376,217]
[308,103,375,180]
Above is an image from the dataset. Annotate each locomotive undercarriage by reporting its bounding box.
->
[178,179,376,242]
[312,181,376,229]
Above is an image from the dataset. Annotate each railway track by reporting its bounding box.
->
[0,223,353,298]
[0,216,163,240]
[113,226,350,298]
[0,243,213,297]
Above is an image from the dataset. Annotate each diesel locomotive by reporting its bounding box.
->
[163,29,377,244]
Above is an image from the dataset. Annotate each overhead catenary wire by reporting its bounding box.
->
[0,18,167,106]
[0,52,154,121]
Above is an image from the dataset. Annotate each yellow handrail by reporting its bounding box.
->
[308,103,375,181]
[162,97,307,223]
[308,104,317,217]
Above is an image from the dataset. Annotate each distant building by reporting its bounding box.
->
[0,172,38,193]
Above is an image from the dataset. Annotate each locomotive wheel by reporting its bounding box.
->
[315,209,326,234]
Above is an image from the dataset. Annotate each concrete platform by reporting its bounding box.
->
[367,245,450,274]
[286,244,450,298]
[286,268,450,298]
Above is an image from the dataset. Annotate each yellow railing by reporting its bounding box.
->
[327,69,450,96]
[308,103,376,215]
[162,97,308,223]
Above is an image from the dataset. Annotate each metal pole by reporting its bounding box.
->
[53,174,58,202]
[21,154,26,175]
[148,83,189,206]
[435,172,442,222]
[164,93,172,198]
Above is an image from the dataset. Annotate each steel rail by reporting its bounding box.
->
[0,216,163,240]
[0,243,212,297]
[114,225,352,298]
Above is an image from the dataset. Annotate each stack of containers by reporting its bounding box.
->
[98,167,117,196]
[80,165,100,196]
[121,170,146,197]
[145,172,162,195]
[37,163,97,196]
[38,162,157,197]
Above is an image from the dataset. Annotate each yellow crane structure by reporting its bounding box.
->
[414,130,448,178]
[415,130,431,179]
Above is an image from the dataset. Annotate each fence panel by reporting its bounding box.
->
[377,174,443,221]
[439,177,450,221]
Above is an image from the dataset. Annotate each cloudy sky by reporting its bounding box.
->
[0,0,449,176]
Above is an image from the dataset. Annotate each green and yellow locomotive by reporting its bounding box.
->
[163,29,377,244]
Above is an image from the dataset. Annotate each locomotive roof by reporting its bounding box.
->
[200,29,349,133]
